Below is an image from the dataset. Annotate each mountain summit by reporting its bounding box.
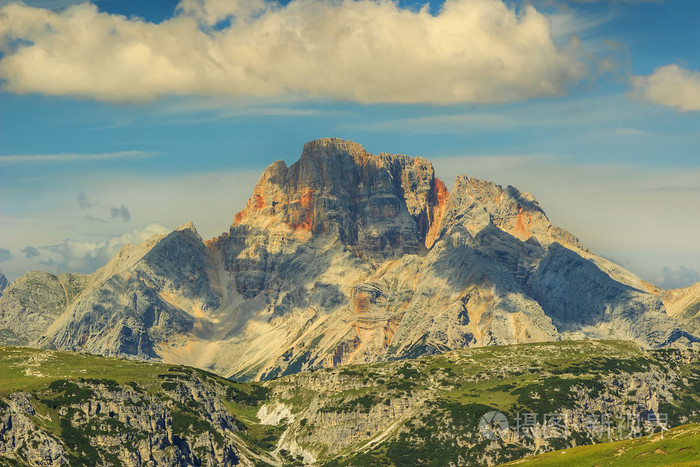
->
[1,139,697,380]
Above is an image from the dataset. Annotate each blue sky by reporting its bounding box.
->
[0,0,699,288]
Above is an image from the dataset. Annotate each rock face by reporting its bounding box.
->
[260,340,700,465]
[0,138,697,380]
[663,281,700,334]
[0,271,85,346]
[0,273,7,297]
[0,351,244,466]
[42,223,218,359]
[0,392,69,466]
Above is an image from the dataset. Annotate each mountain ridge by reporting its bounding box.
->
[0,138,697,380]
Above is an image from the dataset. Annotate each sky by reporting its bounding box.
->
[0,0,699,289]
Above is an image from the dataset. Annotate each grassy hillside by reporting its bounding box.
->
[1,340,699,466]
[499,423,700,466]
[0,345,280,466]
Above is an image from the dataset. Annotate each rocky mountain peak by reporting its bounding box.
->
[440,175,587,251]
[300,137,371,162]
[229,138,448,254]
[176,221,201,239]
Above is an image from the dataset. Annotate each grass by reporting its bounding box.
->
[1,340,699,466]
[310,340,700,466]
[0,345,173,396]
[0,345,282,465]
[498,423,700,466]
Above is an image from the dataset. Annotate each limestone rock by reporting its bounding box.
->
[42,226,219,359]
[0,271,70,346]
[0,371,242,466]
[1,138,696,380]
[663,281,700,334]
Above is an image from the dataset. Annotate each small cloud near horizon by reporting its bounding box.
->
[21,246,40,258]
[77,191,93,209]
[31,224,169,275]
[0,248,13,262]
[110,205,131,222]
[656,266,700,289]
[0,150,158,164]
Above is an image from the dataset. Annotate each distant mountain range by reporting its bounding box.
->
[1,138,698,380]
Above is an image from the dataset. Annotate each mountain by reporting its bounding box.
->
[663,282,700,334]
[0,273,7,297]
[1,341,699,466]
[0,271,90,346]
[0,138,697,380]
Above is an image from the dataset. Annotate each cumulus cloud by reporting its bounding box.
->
[631,64,700,112]
[41,223,170,274]
[656,266,700,290]
[0,0,584,104]
[110,205,131,222]
[21,246,39,258]
[540,0,658,3]
[0,248,13,262]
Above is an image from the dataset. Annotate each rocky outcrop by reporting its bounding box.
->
[0,392,68,466]
[1,138,696,380]
[525,243,694,346]
[219,138,446,300]
[0,369,242,466]
[255,340,700,465]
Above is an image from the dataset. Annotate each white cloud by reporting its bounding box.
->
[0,0,584,104]
[631,64,700,112]
[37,223,171,274]
[0,150,157,164]
[0,169,259,280]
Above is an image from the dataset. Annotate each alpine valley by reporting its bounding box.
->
[1,138,700,466]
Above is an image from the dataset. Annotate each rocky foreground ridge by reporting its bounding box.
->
[0,138,698,379]
[1,341,699,466]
